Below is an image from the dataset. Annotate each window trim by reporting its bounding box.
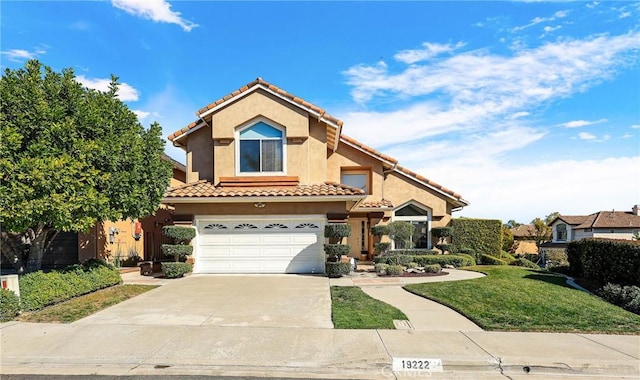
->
[392,200,432,249]
[235,117,287,176]
[555,223,568,242]
[340,166,372,194]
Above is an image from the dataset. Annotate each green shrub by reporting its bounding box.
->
[371,225,390,236]
[388,221,415,249]
[521,253,539,263]
[161,262,193,278]
[325,262,351,278]
[436,244,456,253]
[122,255,142,267]
[567,239,640,286]
[324,223,351,239]
[375,254,475,268]
[0,288,20,322]
[324,244,350,258]
[423,264,442,273]
[510,258,539,269]
[548,265,571,275]
[481,254,508,265]
[386,265,404,276]
[162,226,196,243]
[451,218,502,261]
[389,249,439,256]
[374,263,389,274]
[19,260,121,311]
[431,226,453,240]
[458,247,476,257]
[161,244,193,261]
[406,262,418,269]
[373,242,390,255]
[500,251,516,263]
[597,283,640,315]
[545,250,568,267]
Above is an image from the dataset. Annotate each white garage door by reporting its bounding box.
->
[195,216,325,274]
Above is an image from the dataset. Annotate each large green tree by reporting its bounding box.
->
[0,60,172,273]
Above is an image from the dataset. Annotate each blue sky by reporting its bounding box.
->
[2,0,639,223]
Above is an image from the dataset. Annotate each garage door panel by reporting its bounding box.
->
[196,217,325,274]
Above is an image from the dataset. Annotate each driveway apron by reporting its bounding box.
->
[76,274,333,328]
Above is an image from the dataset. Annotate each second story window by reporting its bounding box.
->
[556,223,567,241]
[238,121,284,174]
[340,167,371,194]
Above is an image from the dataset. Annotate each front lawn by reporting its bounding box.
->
[17,284,157,323]
[331,286,408,329]
[404,266,640,334]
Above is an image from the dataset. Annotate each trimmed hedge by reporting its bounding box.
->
[19,259,122,311]
[481,254,508,265]
[161,244,193,260]
[423,264,442,273]
[567,239,640,286]
[510,258,539,269]
[597,283,640,315]
[388,249,439,256]
[0,288,20,322]
[371,225,390,237]
[161,262,192,278]
[458,247,476,257]
[451,218,502,261]
[324,223,351,239]
[162,226,196,243]
[375,254,475,268]
[431,226,453,239]
[324,244,350,257]
[375,263,389,274]
[386,265,404,276]
[326,262,351,278]
[436,244,456,253]
[374,242,391,255]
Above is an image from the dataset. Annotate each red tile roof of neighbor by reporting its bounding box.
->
[164,180,365,198]
[511,224,537,238]
[554,211,640,229]
[358,199,394,209]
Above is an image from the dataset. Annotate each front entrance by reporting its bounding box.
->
[347,218,368,259]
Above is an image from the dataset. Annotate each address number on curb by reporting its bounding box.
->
[392,358,443,372]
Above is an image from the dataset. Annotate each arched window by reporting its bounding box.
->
[556,223,567,241]
[393,201,432,249]
[236,120,285,174]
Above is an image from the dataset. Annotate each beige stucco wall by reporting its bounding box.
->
[328,143,385,203]
[187,125,214,183]
[174,201,348,218]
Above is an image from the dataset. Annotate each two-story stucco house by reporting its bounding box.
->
[540,205,640,257]
[163,78,468,274]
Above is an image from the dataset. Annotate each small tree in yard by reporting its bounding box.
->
[0,60,172,273]
[388,221,415,249]
[161,226,195,278]
[324,223,351,278]
[531,217,552,250]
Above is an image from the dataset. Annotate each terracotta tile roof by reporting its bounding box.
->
[164,180,365,199]
[358,199,394,209]
[168,119,202,142]
[511,224,536,238]
[340,134,398,164]
[576,211,640,229]
[395,165,463,200]
[195,78,343,127]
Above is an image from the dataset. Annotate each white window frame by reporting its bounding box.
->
[555,223,568,242]
[235,117,287,176]
[392,200,432,249]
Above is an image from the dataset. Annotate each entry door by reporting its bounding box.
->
[347,219,367,258]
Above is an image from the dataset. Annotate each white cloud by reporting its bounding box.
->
[508,111,530,120]
[578,132,596,140]
[622,133,633,138]
[586,2,599,10]
[111,0,198,32]
[619,11,631,19]
[631,124,640,129]
[543,25,562,33]
[512,9,570,32]
[76,75,140,102]
[394,42,466,64]
[132,110,150,120]
[1,47,47,62]
[435,156,640,222]
[559,118,607,128]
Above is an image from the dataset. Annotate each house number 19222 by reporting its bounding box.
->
[392,358,443,372]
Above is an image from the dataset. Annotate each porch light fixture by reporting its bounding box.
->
[254,202,266,208]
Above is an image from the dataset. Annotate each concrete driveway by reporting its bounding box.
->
[76,274,333,328]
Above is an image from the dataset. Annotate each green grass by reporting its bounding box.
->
[17,284,158,323]
[404,266,640,334]
[330,286,408,329]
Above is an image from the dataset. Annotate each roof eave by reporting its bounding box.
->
[162,194,367,204]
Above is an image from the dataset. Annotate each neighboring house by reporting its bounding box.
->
[163,78,469,274]
[540,205,640,257]
[510,224,538,255]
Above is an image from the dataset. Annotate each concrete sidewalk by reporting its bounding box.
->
[1,321,638,379]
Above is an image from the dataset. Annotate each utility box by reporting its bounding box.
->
[1,274,20,298]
